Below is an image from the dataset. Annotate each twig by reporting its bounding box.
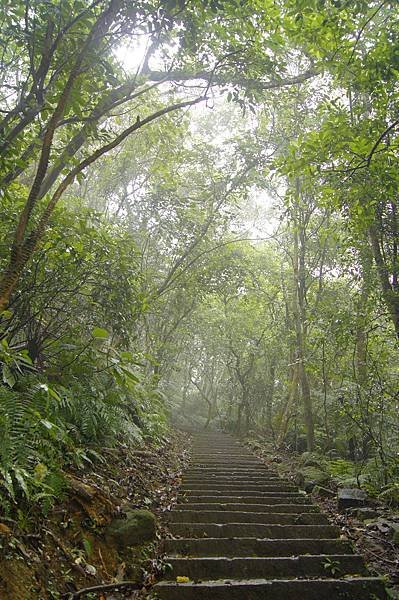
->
[365,548,398,566]
[64,580,142,599]
[97,547,111,579]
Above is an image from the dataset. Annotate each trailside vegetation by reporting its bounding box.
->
[1,0,399,577]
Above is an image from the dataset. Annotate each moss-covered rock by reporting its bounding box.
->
[296,466,330,492]
[106,509,156,549]
[299,451,326,469]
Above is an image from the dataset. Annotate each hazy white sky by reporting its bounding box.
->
[115,40,280,241]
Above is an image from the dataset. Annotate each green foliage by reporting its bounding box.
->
[1,0,399,519]
[328,459,355,480]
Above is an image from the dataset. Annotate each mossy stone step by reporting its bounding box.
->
[180,483,297,492]
[162,536,356,558]
[169,522,339,538]
[168,510,328,525]
[176,502,318,513]
[155,577,387,599]
[182,493,309,502]
[167,554,368,580]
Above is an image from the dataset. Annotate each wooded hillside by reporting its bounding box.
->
[0,0,398,574]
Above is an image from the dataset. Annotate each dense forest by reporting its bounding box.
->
[1,0,399,595]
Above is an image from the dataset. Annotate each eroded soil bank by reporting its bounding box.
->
[0,431,190,599]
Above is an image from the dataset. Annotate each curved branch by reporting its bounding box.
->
[144,68,318,91]
[367,118,399,166]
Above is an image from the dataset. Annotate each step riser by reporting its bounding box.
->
[155,579,387,600]
[169,523,339,539]
[182,478,285,485]
[163,537,355,557]
[185,470,277,477]
[169,511,328,525]
[182,494,309,502]
[168,555,368,580]
[190,458,260,468]
[191,452,255,456]
[181,484,296,492]
[176,503,318,513]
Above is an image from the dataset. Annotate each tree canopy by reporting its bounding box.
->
[1,0,399,520]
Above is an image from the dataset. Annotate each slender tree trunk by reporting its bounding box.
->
[292,185,314,450]
[277,354,299,446]
[368,219,399,340]
[264,360,276,430]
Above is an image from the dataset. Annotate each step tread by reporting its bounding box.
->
[155,577,387,600]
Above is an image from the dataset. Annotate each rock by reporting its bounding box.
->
[338,475,369,488]
[337,488,368,510]
[299,452,326,469]
[311,485,335,498]
[66,474,96,500]
[131,450,158,464]
[367,518,399,543]
[295,466,330,492]
[106,509,156,549]
[271,456,283,463]
[391,522,399,544]
[355,507,379,521]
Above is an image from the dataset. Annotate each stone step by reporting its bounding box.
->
[155,577,387,599]
[181,494,309,503]
[186,465,277,477]
[182,475,284,489]
[157,432,387,600]
[167,554,368,580]
[189,462,264,468]
[192,445,241,448]
[169,522,339,538]
[177,503,318,513]
[190,456,261,467]
[163,537,355,558]
[185,469,277,476]
[180,483,297,492]
[191,460,258,464]
[169,510,328,525]
[192,451,254,456]
[184,468,278,475]
[184,469,281,479]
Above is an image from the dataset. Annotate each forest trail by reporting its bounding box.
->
[154,432,387,599]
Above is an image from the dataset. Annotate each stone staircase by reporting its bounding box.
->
[154,432,387,599]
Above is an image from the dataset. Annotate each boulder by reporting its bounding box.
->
[106,509,156,549]
[295,466,330,492]
[337,488,368,510]
[354,507,379,521]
